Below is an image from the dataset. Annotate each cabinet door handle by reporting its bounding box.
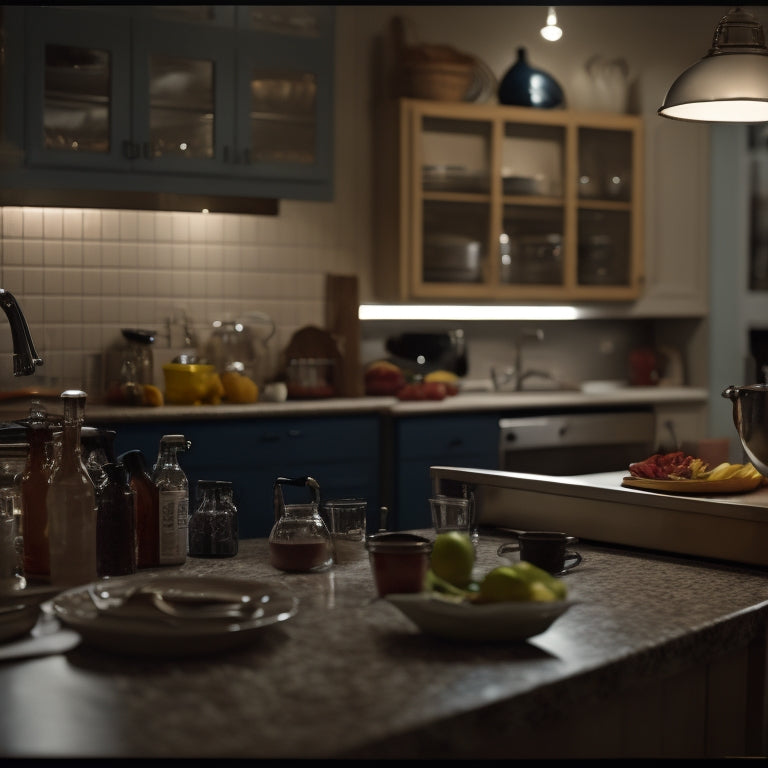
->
[122,140,140,160]
[287,429,302,438]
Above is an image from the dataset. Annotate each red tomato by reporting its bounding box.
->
[397,383,427,401]
[423,381,447,400]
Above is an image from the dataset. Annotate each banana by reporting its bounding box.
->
[701,462,762,481]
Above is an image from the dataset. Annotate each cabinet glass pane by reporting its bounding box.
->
[502,122,564,197]
[250,69,316,164]
[44,44,110,154]
[420,117,491,194]
[245,6,324,38]
[501,204,564,285]
[578,209,630,285]
[149,55,213,159]
[151,6,217,24]
[578,128,632,202]
[422,200,488,283]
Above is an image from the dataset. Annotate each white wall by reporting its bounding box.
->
[0,5,734,397]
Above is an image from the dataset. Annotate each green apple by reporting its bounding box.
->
[430,531,475,588]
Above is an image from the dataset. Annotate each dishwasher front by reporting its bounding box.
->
[498,409,656,475]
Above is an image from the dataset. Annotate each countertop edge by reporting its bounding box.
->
[0,386,708,423]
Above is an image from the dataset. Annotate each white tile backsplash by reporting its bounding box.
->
[0,205,348,395]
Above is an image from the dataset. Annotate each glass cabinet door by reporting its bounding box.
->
[500,121,565,288]
[24,8,132,170]
[576,127,634,288]
[234,5,334,181]
[131,21,235,174]
[413,113,492,293]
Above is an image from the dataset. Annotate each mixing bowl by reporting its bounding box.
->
[722,383,768,475]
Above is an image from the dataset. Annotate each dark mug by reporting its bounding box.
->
[497,531,582,575]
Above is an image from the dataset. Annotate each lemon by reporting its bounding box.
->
[220,371,259,403]
[477,566,532,602]
[430,531,475,588]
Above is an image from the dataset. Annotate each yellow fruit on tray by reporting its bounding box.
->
[220,371,259,403]
[424,370,460,396]
[430,531,475,588]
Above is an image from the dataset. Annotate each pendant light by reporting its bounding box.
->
[540,6,562,42]
[659,7,768,123]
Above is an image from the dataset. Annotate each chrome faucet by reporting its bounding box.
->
[0,290,43,376]
[491,328,552,391]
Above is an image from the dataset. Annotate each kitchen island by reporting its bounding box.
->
[1,531,767,759]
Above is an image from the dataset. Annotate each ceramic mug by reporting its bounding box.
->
[497,531,582,575]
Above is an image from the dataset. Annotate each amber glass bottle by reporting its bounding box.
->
[119,449,159,568]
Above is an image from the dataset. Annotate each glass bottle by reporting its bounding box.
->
[20,402,53,581]
[151,434,190,566]
[119,449,159,569]
[46,390,98,588]
[188,480,238,558]
[96,462,137,577]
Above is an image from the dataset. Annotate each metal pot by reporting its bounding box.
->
[722,383,768,475]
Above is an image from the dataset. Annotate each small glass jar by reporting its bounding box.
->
[365,533,433,597]
[268,502,333,572]
[188,480,238,558]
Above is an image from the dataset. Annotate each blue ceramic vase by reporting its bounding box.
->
[498,47,564,109]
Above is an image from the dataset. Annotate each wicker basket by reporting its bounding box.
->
[402,60,476,102]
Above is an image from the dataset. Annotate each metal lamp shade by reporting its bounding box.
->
[659,7,768,123]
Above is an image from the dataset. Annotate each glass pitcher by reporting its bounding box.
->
[269,476,332,573]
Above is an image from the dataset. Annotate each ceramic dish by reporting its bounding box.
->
[0,602,41,644]
[621,476,764,494]
[51,575,298,657]
[386,593,574,642]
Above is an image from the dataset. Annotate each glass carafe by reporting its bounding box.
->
[269,476,332,573]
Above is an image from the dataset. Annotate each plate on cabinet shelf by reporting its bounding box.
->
[422,165,488,192]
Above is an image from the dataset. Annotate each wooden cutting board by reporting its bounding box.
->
[325,274,362,397]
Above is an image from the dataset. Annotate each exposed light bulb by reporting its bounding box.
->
[541,6,562,42]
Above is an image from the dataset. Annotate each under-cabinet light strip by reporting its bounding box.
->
[358,305,580,321]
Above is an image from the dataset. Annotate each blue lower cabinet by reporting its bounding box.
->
[392,414,500,531]
[99,414,381,540]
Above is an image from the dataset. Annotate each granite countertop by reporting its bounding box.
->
[0,385,708,423]
[1,531,767,759]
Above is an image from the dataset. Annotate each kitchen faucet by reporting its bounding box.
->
[491,328,553,391]
[0,289,43,376]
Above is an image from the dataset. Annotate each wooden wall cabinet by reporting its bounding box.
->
[374,98,644,302]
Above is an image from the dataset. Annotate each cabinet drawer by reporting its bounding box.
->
[396,414,500,459]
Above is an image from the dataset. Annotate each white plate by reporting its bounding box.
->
[386,593,574,642]
[51,575,298,657]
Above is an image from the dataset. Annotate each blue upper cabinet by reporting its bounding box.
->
[0,5,335,205]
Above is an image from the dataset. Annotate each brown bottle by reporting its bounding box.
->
[119,449,159,568]
[20,404,54,582]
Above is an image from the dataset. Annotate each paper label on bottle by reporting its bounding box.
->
[159,490,187,564]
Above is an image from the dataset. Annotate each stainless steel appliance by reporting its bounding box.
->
[498,409,655,474]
